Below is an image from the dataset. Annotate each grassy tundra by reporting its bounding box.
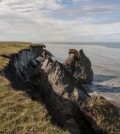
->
[0,42,69,134]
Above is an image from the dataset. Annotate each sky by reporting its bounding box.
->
[0,0,120,42]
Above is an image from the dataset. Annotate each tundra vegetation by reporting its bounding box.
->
[0,42,69,134]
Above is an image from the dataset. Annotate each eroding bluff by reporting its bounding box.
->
[3,46,120,134]
[64,49,93,84]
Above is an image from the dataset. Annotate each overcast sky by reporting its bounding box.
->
[0,0,120,42]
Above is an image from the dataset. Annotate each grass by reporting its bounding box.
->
[0,42,69,134]
[0,42,30,70]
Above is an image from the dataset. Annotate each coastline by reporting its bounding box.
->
[45,43,120,112]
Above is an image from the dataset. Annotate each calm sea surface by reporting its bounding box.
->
[45,42,120,110]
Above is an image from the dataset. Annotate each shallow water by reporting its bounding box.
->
[45,42,120,109]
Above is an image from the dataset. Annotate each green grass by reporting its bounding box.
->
[0,42,69,134]
[0,42,31,70]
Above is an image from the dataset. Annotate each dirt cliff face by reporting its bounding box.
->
[2,46,120,134]
[34,58,120,134]
[33,58,95,134]
[3,45,52,89]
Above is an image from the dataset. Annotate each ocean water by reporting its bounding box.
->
[45,42,120,110]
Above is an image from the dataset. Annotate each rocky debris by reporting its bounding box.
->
[79,96,120,134]
[64,49,93,84]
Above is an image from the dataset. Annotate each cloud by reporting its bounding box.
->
[11,0,61,10]
[58,4,120,16]
[0,0,120,42]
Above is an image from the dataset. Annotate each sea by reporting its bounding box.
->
[45,42,120,110]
